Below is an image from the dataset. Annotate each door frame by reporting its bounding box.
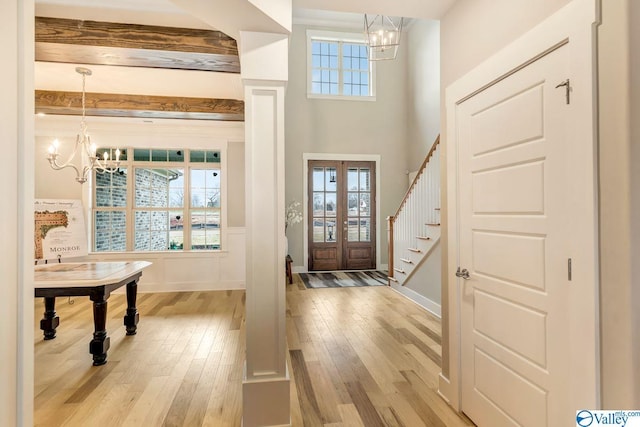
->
[444,0,600,414]
[302,153,382,272]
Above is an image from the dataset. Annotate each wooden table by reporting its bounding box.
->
[34,261,151,366]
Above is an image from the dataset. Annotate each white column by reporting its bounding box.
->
[241,31,290,427]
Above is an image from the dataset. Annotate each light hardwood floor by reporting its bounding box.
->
[34,275,474,426]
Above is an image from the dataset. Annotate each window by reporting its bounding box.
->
[92,148,222,252]
[307,30,375,100]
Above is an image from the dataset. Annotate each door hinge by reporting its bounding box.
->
[555,79,571,104]
[568,258,572,281]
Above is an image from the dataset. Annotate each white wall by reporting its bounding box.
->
[35,116,247,292]
[405,19,440,172]
[2,0,35,424]
[599,0,640,408]
[1,1,20,423]
[285,24,409,269]
[395,240,442,316]
[439,0,572,380]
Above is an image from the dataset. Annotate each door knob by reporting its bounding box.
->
[456,267,470,280]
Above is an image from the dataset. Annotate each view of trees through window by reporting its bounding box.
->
[93,148,222,252]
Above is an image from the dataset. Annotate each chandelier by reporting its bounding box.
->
[47,67,121,184]
[364,14,404,61]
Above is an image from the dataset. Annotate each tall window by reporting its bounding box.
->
[307,30,374,99]
[93,148,222,252]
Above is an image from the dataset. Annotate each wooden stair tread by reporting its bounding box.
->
[407,248,422,253]
[416,236,431,240]
[425,223,441,226]
[400,258,413,264]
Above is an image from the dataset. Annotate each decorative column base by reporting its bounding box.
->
[242,364,290,427]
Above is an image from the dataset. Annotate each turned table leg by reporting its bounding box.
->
[124,279,139,335]
[89,294,110,366]
[40,297,60,340]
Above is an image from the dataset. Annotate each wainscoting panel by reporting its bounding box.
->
[89,227,245,292]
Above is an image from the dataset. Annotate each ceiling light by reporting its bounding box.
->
[46,67,121,184]
[364,14,404,61]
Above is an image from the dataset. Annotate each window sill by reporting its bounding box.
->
[88,250,228,258]
[306,93,376,102]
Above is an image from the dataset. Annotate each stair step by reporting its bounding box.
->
[416,236,431,241]
[394,268,406,274]
[400,258,413,264]
[388,277,398,283]
[407,248,422,253]
[425,223,441,226]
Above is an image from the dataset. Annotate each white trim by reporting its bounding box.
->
[390,283,442,318]
[438,374,452,404]
[445,0,599,414]
[18,0,35,424]
[302,153,382,272]
[307,94,376,102]
[89,227,246,292]
[305,29,377,100]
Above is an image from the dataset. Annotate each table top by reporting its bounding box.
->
[35,261,152,288]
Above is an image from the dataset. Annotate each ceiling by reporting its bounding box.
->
[34,0,454,121]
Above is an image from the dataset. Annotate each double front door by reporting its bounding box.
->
[308,160,376,271]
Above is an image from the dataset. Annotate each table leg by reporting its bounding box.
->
[89,295,110,366]
[40,297,59,340]
[124,279,139,335]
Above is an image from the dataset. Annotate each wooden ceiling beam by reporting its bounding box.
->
[35,17,240,73]
[35,90,244,121]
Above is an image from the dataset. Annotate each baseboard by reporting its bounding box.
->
[438,373,452,404]
[242,364,290,427]
[390,283,441,318]
[115,280,245,293]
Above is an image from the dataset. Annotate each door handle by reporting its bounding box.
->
[456,267,471,280]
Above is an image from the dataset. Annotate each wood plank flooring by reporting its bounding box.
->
[34,275,473,426]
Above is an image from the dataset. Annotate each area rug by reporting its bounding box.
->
[299,271,388,288]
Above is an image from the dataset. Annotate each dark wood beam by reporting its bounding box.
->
[35,90,244,121]
[35,17,240,73]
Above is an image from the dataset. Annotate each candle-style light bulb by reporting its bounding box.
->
[103,152,109,161]
[115,149,121,161]
[90,143,96,157]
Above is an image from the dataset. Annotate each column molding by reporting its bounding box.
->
[241,30,290,427]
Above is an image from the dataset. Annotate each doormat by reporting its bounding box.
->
[299,271,388,288]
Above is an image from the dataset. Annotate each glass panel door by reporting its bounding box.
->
[308,160,376,271]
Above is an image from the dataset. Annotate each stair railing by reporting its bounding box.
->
[387,135,440,284]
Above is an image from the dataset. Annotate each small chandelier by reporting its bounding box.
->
[47,67,121,184]
[364,14,404,61]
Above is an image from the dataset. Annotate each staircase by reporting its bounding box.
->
[388,136,440,286]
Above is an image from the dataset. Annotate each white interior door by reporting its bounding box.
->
[457,44,575,426]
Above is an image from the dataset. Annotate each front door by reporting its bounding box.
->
[308,160,376,271]
[457,45,575,425]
